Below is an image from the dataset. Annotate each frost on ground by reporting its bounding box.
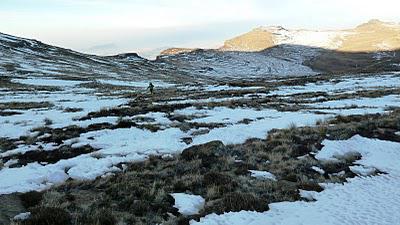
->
[191,136,400,225]
[171,193,206,216]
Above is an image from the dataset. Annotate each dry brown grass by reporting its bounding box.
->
[220,28,275,52]
[340,20,400,52]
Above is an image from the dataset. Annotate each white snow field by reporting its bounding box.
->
[171,193,206,216]
[0,74,400,194]
[268,73,400,96]
[11,78,88,87]
[192,136,400,225]
[0,87,126,139]
[0,108,328,194]
[262,26,349,50]
[97,79,175,88]
[1,74,400,194]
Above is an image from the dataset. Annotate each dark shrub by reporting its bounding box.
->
[177,217,191,225]
[282,173,298,182]
[234,162,252,175]
[22,207,71,225]
[130,200,150,216]
[94,209,117,225]
[19,191,43,209]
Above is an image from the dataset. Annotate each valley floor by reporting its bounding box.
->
[0,72,400,224]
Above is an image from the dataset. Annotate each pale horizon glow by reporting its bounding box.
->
[1,0,400,58]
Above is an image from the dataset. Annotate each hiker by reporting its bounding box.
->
[147,82,154,95]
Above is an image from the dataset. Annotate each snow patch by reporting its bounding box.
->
[12,78,86,87]
[299,190,318,201]
[13,212,31,221]
[171,193,205,216]
[349,165,377,176]
[249,170,276,181]
[311,166,325,175]
[97,79,174,88]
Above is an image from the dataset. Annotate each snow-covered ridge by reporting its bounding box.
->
[260,26,350,50]
[225,19,400,53]
[0,32,180,81]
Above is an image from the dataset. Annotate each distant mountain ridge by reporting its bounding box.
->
[0,32,187,82]
[157,19,400,77]
[161,19,400,55]
[222,19,400,53]
[1,19,400,80]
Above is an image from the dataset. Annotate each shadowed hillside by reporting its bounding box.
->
[157,44,400,77]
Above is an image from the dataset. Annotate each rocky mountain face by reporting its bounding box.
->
[159,20,400,77]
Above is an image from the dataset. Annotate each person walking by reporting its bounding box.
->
[147,82,154,95]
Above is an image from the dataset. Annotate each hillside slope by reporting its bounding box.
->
[0,32,189,82]
[339,19,400,52]
[159,20,400,76]
[220,28,275,52]
[220,19,400,53]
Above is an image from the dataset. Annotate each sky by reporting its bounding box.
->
[1,0,400,58]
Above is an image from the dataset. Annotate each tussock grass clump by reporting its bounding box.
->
[20,207,71,225]
[181,141,224,161]
[205,192,268,214]
[203,172,236,187]
[62,107,83,113]
[76,209,117,225]
[0,138,17,152]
